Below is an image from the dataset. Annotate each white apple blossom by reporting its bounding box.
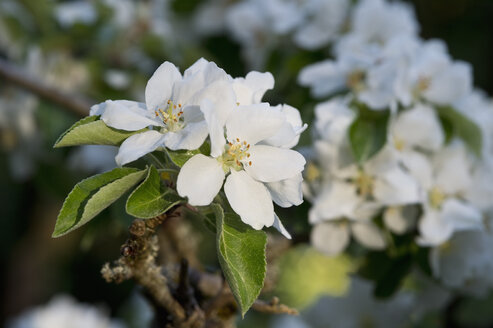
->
[430,222,493,296]
[408,142,483,246]
[91,58,235,166]
[177,103,306,232]
[307,98,421,254]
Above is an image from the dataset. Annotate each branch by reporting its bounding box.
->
[102,206,297,327]
[0,58,91,117]
[101,214,188,326]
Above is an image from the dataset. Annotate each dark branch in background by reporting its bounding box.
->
[102,206,297,328]
[0,58,91,117]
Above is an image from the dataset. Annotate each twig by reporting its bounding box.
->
[252,297,298,315]
[0,58,91,117]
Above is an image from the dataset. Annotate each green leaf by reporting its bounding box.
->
[53,167,147,237]
[165,142,211,167]
[126,166,183,218]
[213,203,267,317]
[54,116,144,148]
[348,113,389,164]
[358,251,412,299]
[436,106,483,157]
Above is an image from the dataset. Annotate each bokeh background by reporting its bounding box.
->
[1,0,493,327]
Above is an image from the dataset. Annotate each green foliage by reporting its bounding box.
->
[54,116,143,148]
[126,166,183,219]
[275,246,354,309]
[348,111,389,164]
[165,142,211,167]
[52,167,147,237]
[436,106,483,156]
[212,203,267,317]
[358,251,412,299]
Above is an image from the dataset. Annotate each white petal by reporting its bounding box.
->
[226,103,285,145]
[308,182,360,223]
[441,198,483,232]
[233,71,274,105]
[266,173,303,208]
[418,208,454,246]
[145,62,182,111]
[163,121,209,151]
[424,61,472,105]
[174,61,230,105]
[263,104,307,148]
[373,166,420,205]
[198,81,236,157]
[433,143,472,194]
[311,222,350,256]
[351,222,386,250]
[177,154,225,206]
[383,206,409,234]
[224,170,274,229]
[399,150,433,190]
[115,131,165,166]
[244,145,305,183]
[391,104,444,151]
[298,60,346,97]
[201,99,227,157]
[273,214,291,239]
[101,100,160,131]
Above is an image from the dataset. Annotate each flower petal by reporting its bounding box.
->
[100,100,160,131]
[262,104,307,148]
[308,181,360,223]
[265,173,303,207]
[373,166,420,205]
[383,206,412,234]
[163,121,209,150]
[176,154,225,206]
[145,62,182,111]
[244,145,305,183]
[224,170,274,230]
[198,81,237,157]
[391,104,444,151]
[351,222,386,250]
[273,214,291,239]
[233,71,274,105]
[311,222,350,256]
[115,130,165,166]
[226,103,285,145]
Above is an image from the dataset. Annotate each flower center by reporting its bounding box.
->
[355,170,374,198]
[218,138,251,173]
[393,136,405,151]
[429,186,446,209]
[155,100,184,132]
[346,70,366,92]
[413,76,431,98]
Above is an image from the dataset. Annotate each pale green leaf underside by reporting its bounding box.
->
[53,167,147,237]
[348,115,388,164]
[54,116,143,148]
[437,106,483,157]
[126,166,183,219]
[213,203,267,317]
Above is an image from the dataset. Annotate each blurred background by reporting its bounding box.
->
[1,0,493,327]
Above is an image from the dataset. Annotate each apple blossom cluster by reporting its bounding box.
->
[194,0,350,68]
[91,58,306,234]
[7,295,125,328]
[301,0,493,293]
